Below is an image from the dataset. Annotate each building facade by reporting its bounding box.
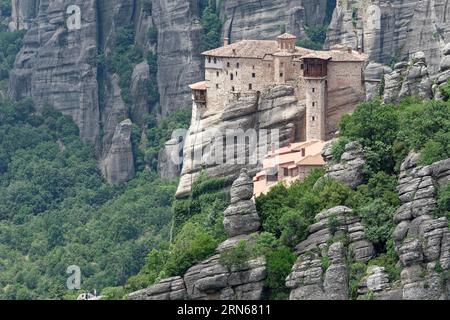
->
[188,34,367,196]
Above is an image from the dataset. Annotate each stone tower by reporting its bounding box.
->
[303,56,329,141]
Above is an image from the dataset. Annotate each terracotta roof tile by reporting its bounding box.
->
[278,33,297,39]
[189,81,207,90]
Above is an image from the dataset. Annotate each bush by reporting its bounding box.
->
[436,184,450,220]
[356,199,396,250]
[219,240,252,270]
[331,137,350,162]
[164,222,219,276]
[200,2,223,51]
[265,247,296,300]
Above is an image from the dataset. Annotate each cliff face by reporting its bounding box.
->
[220,0,332,41]
[176,85,305,198]
[326,0,450,75]
[8,0,329,184]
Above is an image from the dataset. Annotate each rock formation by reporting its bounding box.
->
[392,152,450,300]
[157,138,183,180]
[9,0,100,145]
[434,43,450,99]
[176,84,305,198]
[384,52,433,104]
[100,119,135,185]
[9,0,38,31]
[286,206,375,300]
[326,0,450,75]
[130,169,267,300]
[220,0,332,42]
[323,141,366,189]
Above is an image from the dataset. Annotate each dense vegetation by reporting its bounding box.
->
[123,171,231,294]
[200,0,223,52]
[0,98,180,299]
[253,95,450,300]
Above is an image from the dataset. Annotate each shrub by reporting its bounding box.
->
[265,246,296,300]
[219,241,252,270]
[331,137,350,162]
[164,222,219,276]
[436,184,450,220]
[357,199,395,250]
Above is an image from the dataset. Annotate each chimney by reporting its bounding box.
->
[224,37,229,46]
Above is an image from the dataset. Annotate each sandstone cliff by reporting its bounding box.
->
[130,169,267,300]
[326,0,450,75]
[176,85,305,198]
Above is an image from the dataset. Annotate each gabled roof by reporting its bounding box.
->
[278,33,297,39]
[189,81,207,90]
[202,40,280,59]
[302,50,367,62]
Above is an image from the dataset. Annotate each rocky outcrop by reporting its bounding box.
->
[392,152,450,300]
[323,141,366,189]
[158,138,182,180]
[220,0,332,42]
[357,266,402,300]
[100,119,135,185]
[287,206,375,300]
[384,52,433,104]
[9,0,38,31]
[9,0,100,145]
[434,43,450,98]
[176,84,305,198]
[224,170,261,237]
[130,169,267,300]
[364,62,392,100]
[326,0,450,75]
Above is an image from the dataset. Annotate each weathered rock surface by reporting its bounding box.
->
[287,206,375,300]
[357,266,402,300]
[158,138,182,180]
[10,0,100,145]
[100,119,135,185]
[326,0,450,75]
[130,169,267,300]
[220,0,332,42]
[224,169,261,237]
[323,141,366,189]
[384,52,433,103]
[176,85,305,198]
[9,0,38,31]
[392,152,450,300]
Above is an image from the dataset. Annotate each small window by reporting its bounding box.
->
[249,84,253,90]
[230,74,234,80]
[236,71,238,76]
[216,71,220,77]
[252,73,256,78]
[312,102,316,107]
[213,58,217,64]
[312,88,315,93]
[208,57,211,63]
[227,62,230,67]
[236,63,240,68]
[284,168,289,176]
[216,84,219,89]
[300,64,304,70]
[253,65,255,69]
[280,73,284,77]
[232,86,235,91]
[312,116,315,121]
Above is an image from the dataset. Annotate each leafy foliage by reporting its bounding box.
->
[200,1,223,51]
[0,99,177,299]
